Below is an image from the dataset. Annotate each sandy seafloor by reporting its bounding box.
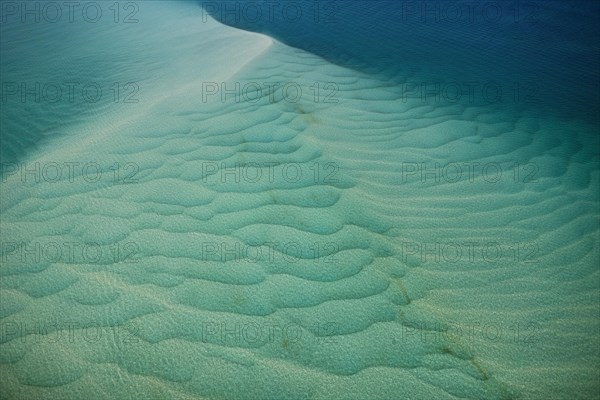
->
[0,1,599,399]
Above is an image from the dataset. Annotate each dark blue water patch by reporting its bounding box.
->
[199,0,599,124]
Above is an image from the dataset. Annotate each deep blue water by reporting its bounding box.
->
[201,0,600,123]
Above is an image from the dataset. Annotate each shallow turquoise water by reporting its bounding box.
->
[1,1,599,399]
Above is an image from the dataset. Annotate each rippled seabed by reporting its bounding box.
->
[1,1,599,399]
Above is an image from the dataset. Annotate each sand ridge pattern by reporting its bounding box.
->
[1,1,599,400]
